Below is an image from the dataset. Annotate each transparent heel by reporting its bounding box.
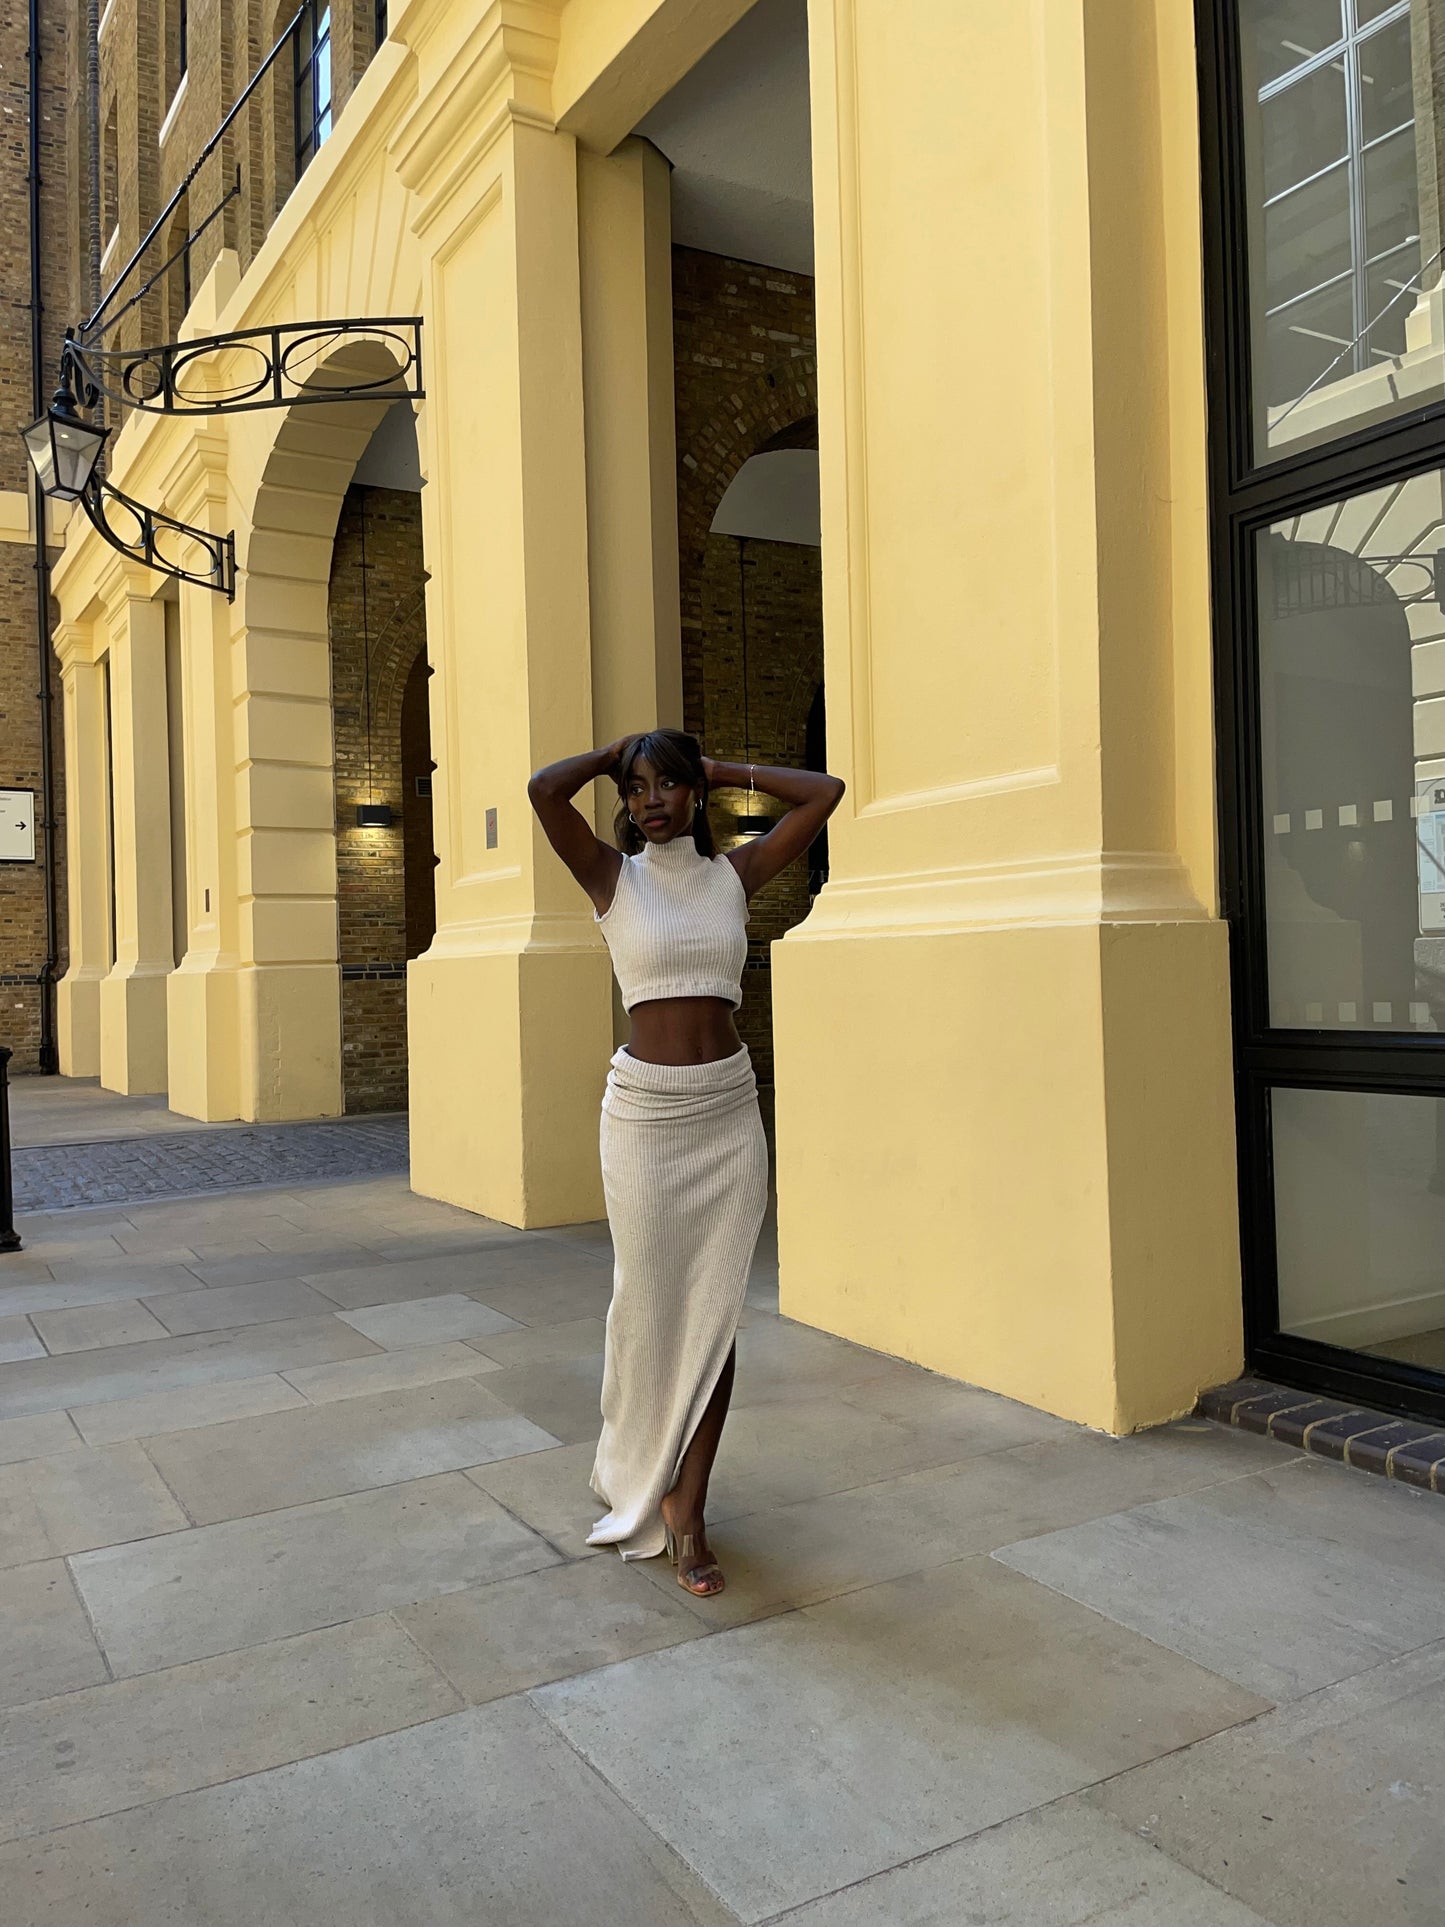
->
[663,1524,726,1597]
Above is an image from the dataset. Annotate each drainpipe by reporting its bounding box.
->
[27,0,60,1074]
[87,0,101,313]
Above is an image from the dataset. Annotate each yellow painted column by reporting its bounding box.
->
[772,0,1241,1432]
[578,136,683,756]
[54,621,111,1078]
[97,567,174,1095]
[396,3,613,1226]
[166,435,244,1121]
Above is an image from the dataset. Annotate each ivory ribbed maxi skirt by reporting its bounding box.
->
[588,1045,768,1559]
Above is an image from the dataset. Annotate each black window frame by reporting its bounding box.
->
[294,0,333,180]
[1199,0,1445,1426]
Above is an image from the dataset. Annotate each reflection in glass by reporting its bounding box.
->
[1273,1086,1445,1372]
[1243,0,1442,457]
[1256,468,1445,1033]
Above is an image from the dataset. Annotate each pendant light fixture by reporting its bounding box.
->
[734,535,770,836]
[354,494,392,828]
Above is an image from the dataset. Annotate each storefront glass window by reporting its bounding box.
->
[1244,0,1440,459]
[1255,468,1445,1033]
[1272,1085,1445,1372]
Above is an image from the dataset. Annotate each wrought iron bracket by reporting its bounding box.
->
[79,473,236,600]
[67,318,423,418]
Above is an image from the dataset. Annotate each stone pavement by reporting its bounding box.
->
[0,1171,1441,1924]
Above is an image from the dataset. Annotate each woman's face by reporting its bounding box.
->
[625,756,695,843]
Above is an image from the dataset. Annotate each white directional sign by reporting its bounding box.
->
[0,790,36,863]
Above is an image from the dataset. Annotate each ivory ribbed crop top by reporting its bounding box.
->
[596,837,749,1011]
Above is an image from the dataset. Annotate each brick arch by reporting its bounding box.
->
[677,355,819,564]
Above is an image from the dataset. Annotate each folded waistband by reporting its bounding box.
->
[606,1044,754,1098]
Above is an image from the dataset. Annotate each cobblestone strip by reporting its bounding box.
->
[13,1118,410,1212]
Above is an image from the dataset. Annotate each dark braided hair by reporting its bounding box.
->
[612,729,716,857]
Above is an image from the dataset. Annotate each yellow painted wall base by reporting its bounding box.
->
[166,961,241,1121]
[772,916,1243,1434]
[57,972,103,1079]
[235,964,343,1122]
[98,967,171,1095]
[408,944,612,1228]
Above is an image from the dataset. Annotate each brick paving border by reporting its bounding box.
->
[1199,1376,1445,1494]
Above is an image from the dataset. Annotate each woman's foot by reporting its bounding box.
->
[660,1489,724,1596]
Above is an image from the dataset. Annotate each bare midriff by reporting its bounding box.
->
[624,996,742,1066]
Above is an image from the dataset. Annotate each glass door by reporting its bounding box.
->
[1201,0,1445,1422]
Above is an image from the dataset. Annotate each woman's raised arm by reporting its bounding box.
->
[527,741,628,913]
[704,758,845,899]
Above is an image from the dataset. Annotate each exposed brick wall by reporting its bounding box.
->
[327,482,430,1113]
[671,246,822,1098]
[2,0,71,1072]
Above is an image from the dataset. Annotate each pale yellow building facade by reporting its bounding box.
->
[47,0,1247,1436]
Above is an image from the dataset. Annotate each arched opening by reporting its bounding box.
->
[325,411,430,1112]
[696,423,822,1117]
[236,339,425,1121]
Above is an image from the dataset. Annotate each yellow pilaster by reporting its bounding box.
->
[772,0,1241,1432]
[164,434,244,1120]
[97,567,174,1095]
[55,621,111,1078]
[578,136,683,760]
[397,2,613,1225]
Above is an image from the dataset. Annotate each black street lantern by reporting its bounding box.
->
[20,369,108,502]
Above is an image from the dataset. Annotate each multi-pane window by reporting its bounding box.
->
[295,1,333,178]
[1245,0,1434,454]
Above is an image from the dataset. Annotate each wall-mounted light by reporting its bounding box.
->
[21,363,108,501]
[355,802,393,828]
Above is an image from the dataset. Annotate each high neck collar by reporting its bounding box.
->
[638,833,703,864]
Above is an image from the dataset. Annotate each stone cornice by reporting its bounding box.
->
[53,619,103,670]
[391,1,563,235]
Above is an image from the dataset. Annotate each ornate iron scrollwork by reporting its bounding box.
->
[79,474,237,600]
[67,318,423,418]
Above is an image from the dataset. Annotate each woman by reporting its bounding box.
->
[528,729,844,1595]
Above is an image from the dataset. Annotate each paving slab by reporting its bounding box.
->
[71,1470,562,1675]
[29,1299,170,1354]
[772,1798,1278,1926]
[400,1555,705,1703]
[0,1315,44,1363]
[0,1314,381,1419]
[0,1268,199,1319]
[281,1341,502,1403]
[142,1377,561,1524]
[731,1316,932,1406]
[636,1421,1308,1629]
[464,1441,607,1556]
[336,1292,523,1349]
[465,1269,616,1329]
[143,1278,339,1335]
[1089,1639,1445,1927]
[477,1352,606,1445]
[0,1699,733,1927]
[467,1315,608,1367]
[184,1243,375,1288]
[0,1441,188,1567]
[0,1561,108,1713]
[0,1612,462,1845]
[0,1411,81,1465]
[302,1251,531,1310]
[995,1454,1445,1700]
[533,1556,1268,1923]
[69,1373,310,1445]
[44,1249,209,1279]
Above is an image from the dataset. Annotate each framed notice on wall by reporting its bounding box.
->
[0,790,36,863]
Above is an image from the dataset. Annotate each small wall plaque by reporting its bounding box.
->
[0,790,35,863]
[485,807,498,849]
